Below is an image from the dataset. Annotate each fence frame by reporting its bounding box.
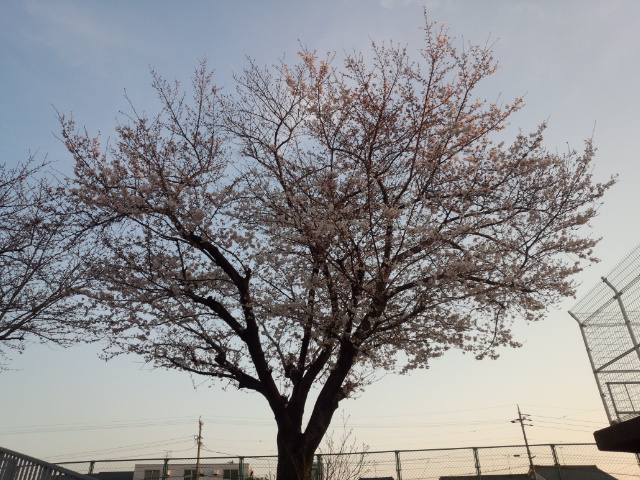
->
[569,244,640,424]
[54,443,640,480]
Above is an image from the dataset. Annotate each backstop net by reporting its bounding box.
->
[569,244,640,424]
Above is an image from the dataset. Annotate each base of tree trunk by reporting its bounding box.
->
[276,432,316,480]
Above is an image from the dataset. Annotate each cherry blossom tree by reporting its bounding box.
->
[0,159,90,369]
[61,22,613,480]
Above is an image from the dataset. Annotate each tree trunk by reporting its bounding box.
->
[276,428,317,480]
[273,341,357,479]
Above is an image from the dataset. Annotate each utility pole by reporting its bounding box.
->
[512,405,536,480]
[195,417,203,480]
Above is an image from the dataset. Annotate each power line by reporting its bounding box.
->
[50,436,195,462]
[200,447,235,456]
[533,414,607,426]
[349,403,517,418]
[524,425,596,434]
[0,415,273,436]
[0,403,602,436]
[519,404,599,412]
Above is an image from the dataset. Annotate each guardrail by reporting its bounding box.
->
[1,447,100,480]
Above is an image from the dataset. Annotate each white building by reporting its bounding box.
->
[132,462,249,480]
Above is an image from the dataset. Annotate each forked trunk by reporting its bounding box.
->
[273,336,356,479]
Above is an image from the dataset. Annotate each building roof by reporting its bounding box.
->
[533,465,619,480]
[90,472,134,480]
[440,474,529,480]
[439,465,619,480]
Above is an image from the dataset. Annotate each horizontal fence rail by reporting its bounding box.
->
[54,444,640,480]
[1,446,101,480]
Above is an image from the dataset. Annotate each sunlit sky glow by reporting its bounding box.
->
[1,0,639,462]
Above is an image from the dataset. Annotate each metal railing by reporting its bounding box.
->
[55,443,640,480]
[1,447,100,480]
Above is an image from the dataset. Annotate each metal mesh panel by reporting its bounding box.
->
[553,444,640,480]
[52,464,92,476]
[316,450,378,480]
[397,448,477,480]
[233,456,277,480]
[476,445,536,477]
[349,450,397,480]
[569,244,640,423]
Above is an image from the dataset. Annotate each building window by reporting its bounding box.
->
[222,470,238,480]
[184,470,197,480]
[144,471,160,480]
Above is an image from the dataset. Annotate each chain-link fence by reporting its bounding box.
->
[569,244,640,424]
[56,444,640,480]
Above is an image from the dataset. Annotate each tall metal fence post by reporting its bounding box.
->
[395,451,402,480]
[88,461,95,476]
[569,314,614,424]
[550,445,563,480]
[162,458,170,480]
[473,448,482,480]
[238,457,244,480]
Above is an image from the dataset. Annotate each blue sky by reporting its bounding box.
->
[1,0,639,462]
